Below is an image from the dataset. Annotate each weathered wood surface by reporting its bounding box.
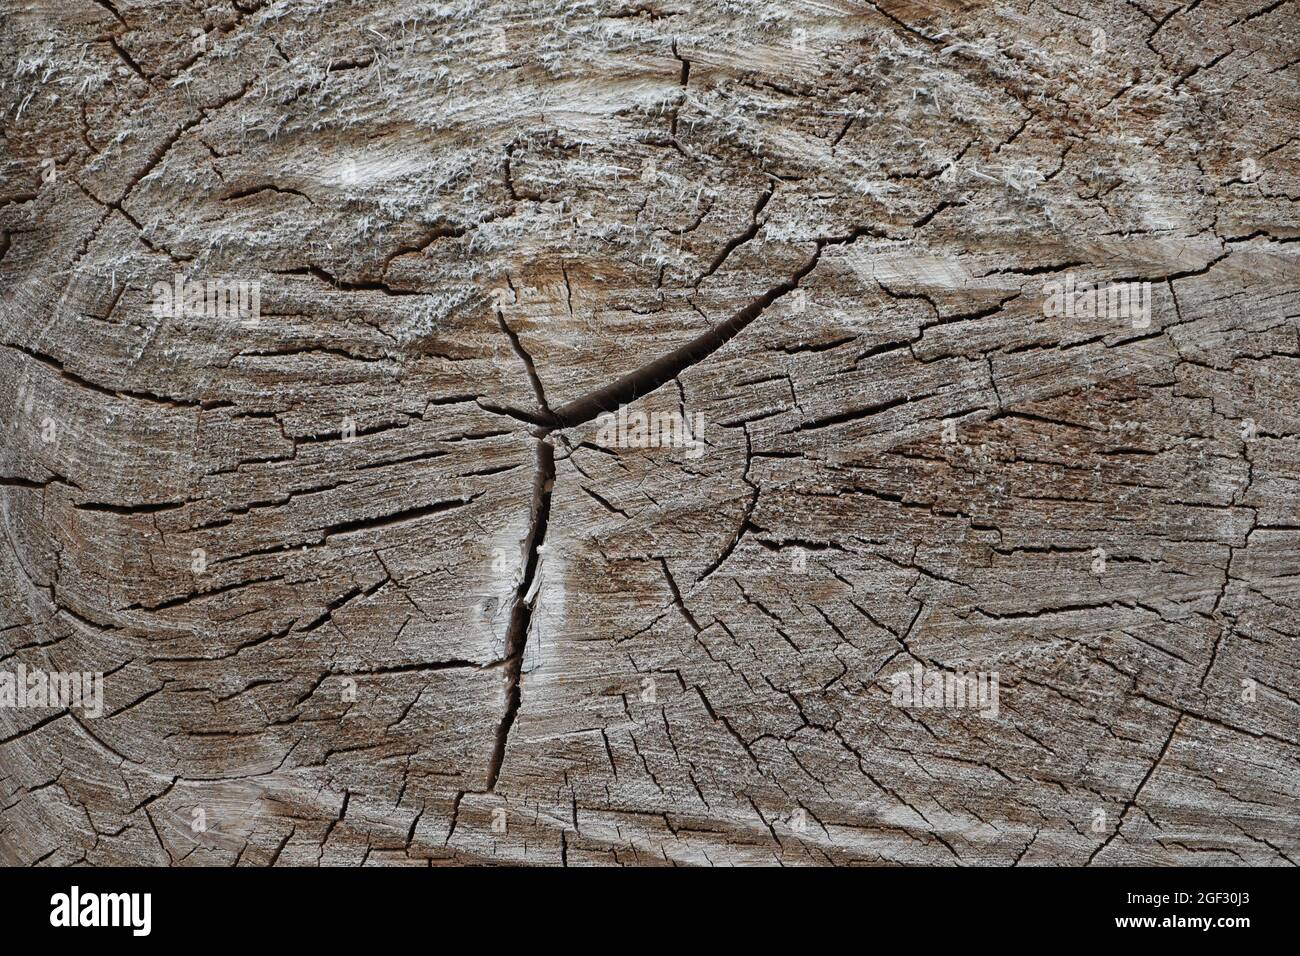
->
[1,0,1297,866]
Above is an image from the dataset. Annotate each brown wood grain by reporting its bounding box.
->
[0,0,1297,865]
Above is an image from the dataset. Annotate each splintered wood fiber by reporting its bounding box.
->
[0,0,1297,866]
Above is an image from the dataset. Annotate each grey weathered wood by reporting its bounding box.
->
[1,0,1297,865]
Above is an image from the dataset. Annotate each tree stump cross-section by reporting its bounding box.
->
[0,0,1297,866]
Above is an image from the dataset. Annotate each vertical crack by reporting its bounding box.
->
[669,39,691,137]
[484,437,555,791]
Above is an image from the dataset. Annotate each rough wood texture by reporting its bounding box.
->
[1,0,1298,866]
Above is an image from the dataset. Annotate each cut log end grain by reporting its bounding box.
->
[1,0,1297,866]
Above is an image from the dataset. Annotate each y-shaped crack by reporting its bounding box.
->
[479,223,881,789]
